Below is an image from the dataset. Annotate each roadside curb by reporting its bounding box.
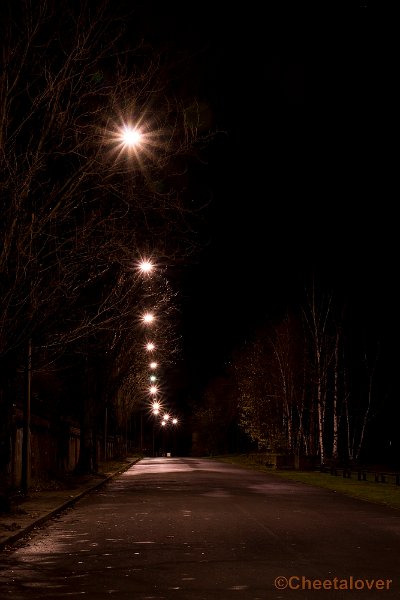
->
[0,458,141,552]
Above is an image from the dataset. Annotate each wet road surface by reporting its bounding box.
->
[0,457,399,599]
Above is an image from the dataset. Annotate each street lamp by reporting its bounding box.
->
[106,121,147,163]
[138,259,154,274]
[120,125,143,149]
[151,401,162,456]
[160,413,176,457]
[145,342,155,352]
[152,401,161,414]
[142,312,155,324]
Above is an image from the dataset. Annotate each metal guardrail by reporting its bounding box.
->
[321,465,400,486]
[245,454,400,485]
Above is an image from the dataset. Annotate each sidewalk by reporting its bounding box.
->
[0,456,141,552]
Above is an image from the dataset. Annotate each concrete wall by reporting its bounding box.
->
[8,409,130,488]
[11,418,81,487]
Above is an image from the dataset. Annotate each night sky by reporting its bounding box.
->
[163,7,309,380]
[144,6,398,406]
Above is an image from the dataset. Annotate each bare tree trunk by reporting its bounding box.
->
[317,391,325,465]
[344,395,354,462]
[332,331,339,462]
[355,362,374,462]
[21,338,32,494]
[302,282,335,466]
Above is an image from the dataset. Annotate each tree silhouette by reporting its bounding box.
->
[0,0,212,485]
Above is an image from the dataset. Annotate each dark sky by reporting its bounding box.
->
[131,5,396,402]
[169,8,309,379]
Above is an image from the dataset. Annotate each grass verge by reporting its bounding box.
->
[211,454,400,510]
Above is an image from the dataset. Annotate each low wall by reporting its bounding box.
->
[11,416,81,487]
[8,410,130,489]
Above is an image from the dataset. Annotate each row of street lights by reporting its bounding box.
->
[137,257,179,456]
[21,121,179,491]
[120,128,179,455]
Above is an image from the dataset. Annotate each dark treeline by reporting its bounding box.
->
[192,281,398,468]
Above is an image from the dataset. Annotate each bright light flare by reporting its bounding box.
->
[142,312,155,324]
[149,362,158,370]
[121,126,142,148]
[149,385,159,395]
[138,259,154,274]
[105,114,164,168]
[172,418,178,425]
[152,401,161,416]
[146,399,163,417]
[105,121,146,163]
[145,342,155,352]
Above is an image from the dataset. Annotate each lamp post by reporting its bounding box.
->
[104,257,155,458]
[151,401,161,456]
[172,417,179,455]
[21,337,32,494]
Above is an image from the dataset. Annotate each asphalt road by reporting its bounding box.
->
[0,457,399,599]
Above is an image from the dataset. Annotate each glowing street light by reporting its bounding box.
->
[142,312,155,324]
[149,385,158,396]
[138,259,154,274]
[151,401,163,457]
[145,342,155,352]
[172,418,178,425]
[120,125,143,149]
[106,118,157,165]
[152,401,161,415]
[149,362,158,370]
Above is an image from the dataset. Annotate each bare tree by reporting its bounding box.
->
[302,282,336,465]
[344,342,379,464]
[0,0,212,483]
